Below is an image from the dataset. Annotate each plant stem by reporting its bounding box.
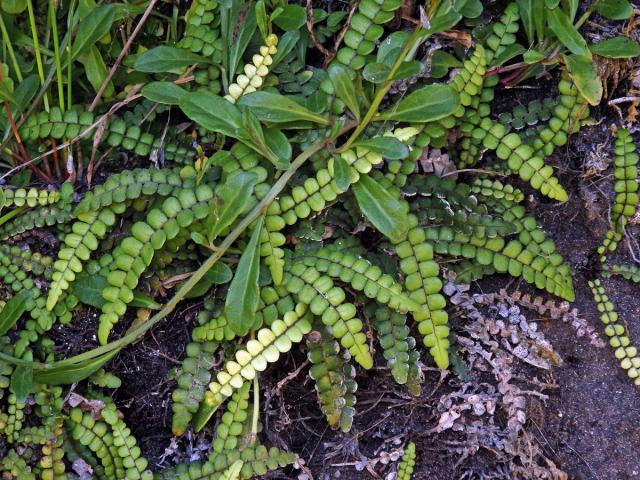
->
[250,376,259,445]
[49,0,65,112]
[0,15,23,81]
[66,0,76,110]
[26,0,49,111]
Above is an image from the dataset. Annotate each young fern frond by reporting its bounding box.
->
[172,340,219,436]
[598,128,638,258]
[307,328,357,432]
[1,449,35,479]
[100,403,153,480]
[470,178,524,204]
[394,214,449,369]
[225,34,278,104]
[397,442,416,480]
[284,262,373,369]
[98,185,213,344]
[47,204,126,311]
[205,303,313,416]
[589,279,640,386]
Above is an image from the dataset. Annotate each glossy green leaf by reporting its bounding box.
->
[71,4,117,60]
[391,60,424,81]
[180,91,245,138]
[134,46,209,72]
[224,216,264,336]
[255,1,268,40]
[494,44,527,66]
[221,460,244,480]
[237,92,330,125]
[10,365,32,402]
[333,155,352,192]
[564,53,603,106]
[352,175,408,243]
[329,64,360,120]
[377,32,410,67]
[264,127,292,170]
[377,84,460,123]
[78,46,114,97]
[226,6,257,85]
[362,62,390,84]
[34,350,119,385]
[0,290,31,335]
[430,50,462,78]
[273,4,306,30]
[460,0,483,18]
[352,137,409,160]
[547,7,589,56]
[184,263,233,299]
[209,172,257,241]
[590,37,640,58]
[141,82,188,105]
[594,0,633,19]
[271,30,300,69]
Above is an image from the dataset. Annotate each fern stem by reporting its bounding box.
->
[250,375,259,445]
[26,0,50,111]
[48,0,65,112]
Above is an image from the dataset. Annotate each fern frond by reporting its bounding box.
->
[602,263,640,283]
[205,303,313,416]
[367,304,421,392]
[0,187,60,208]
[98,185,213,344]
[598,128,638,258]
[394,214,449,369]
[284,263,373,369]
[397,442,416,480]
[212,382,251,453]
[0,205,72,241]
[307,329,357,432]
[47,204,126,311]
[172,340,219,436]
[589,279,640,386]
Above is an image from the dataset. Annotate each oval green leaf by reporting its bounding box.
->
[134,46,210,73]
[224,217,264,336]
[377,84,460,123]
[0,290,31,335]
[352,136,409,160]
[590,37,640,58]
[328,64,360,120]
[547,7,589,56]
[180,91,245,138]
[142,82,188,105]
[352,175,409,243]
[237,92,330,125]
[564,53,603,106]
[333,155,352,192]
[594,0,633,20]
[10,365,32,402]
[71,4,117,61]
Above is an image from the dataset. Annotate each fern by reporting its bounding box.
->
[307,328,357,431]
[172,340,219,436]
[225,34,278,103]
[602,263,640,283]
[0,186,60,208]
[397,442,416,480]
[598,128,639,258]
[394,214,450,369]
[589,279,640,386]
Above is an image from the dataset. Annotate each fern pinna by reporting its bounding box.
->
[3,0,629,477]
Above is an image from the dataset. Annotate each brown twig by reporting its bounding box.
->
[305,0,331,62]
[88,0,159,112]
